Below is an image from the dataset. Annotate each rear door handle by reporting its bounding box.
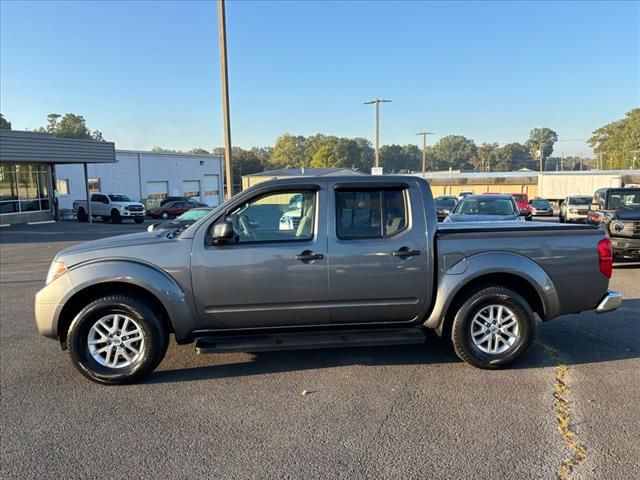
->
[296,250,324,262]
[392,247,421,258]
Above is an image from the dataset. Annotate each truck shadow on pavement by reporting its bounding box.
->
[147,299,640,384]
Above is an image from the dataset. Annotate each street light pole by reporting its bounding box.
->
[364,99,391,169]
[630,150,639,170]
[218,0,233,199]
[416,131,433,176]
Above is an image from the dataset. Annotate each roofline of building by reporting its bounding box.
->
[115,149,222,159]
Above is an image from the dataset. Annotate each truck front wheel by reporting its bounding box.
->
[451,285,535,369]
[111,209,122,224]
[67,295,169,385]
[77,208,88,222]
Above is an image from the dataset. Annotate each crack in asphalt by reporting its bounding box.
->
[537,342,587,480]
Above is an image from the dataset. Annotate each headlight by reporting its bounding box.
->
[610,221,625,233]
[46,261,68,285]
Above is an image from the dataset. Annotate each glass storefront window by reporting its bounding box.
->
[0,162,52,216]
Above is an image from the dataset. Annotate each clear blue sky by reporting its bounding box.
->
[1,0,638,156]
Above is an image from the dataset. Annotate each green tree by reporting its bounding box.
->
[431,135,477,170]
[36,113,104,141]
[474,143,499,172]
[151,146,180,153]
[526,128,558,170]
[495,143,534,171]
[311,144,337,168]
[0,113,11,130]
[190,147,210,154]
[588,108,640,169]
[379,144,421,172]
[270,133,309,168]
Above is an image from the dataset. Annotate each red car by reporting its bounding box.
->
[510,193,532,220]
[147,200,206,219]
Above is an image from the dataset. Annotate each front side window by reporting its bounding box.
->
[108,194,132,202]
[223,190,316,243]
[336,189,408,239]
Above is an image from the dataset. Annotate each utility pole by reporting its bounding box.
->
[416,131,433,176]
[364,98,391,169]
[218,0,233,199]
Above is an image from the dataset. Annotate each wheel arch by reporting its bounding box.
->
[58,282,172,349]
[54,260,194,348]
[425,251,559,336]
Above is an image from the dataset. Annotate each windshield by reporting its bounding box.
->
[176,208,212,221]
[454,197,516,215]
[512,194,527,203]
[569,196,591,206]
[436,198,457,208]
[531,199,550,208]
[608,190,640,210]
[108,194,133,202]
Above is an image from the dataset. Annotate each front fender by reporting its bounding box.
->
[43,259,194,341]
[425,251,560,333]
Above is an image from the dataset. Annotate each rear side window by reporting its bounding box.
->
[336,189,408,240]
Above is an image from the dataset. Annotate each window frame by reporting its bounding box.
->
[212,189,318,246]
[334,187,409,241]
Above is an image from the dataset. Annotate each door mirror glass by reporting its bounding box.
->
[212,220,235,243]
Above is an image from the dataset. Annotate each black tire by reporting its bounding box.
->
[134,218,144,224]
[111,209,122,224]
[161,211,170,220]
[450,285,535,369]
[559,212,565,223]
[67,295,169,385]
[77,208,88,222]
[101,215,111,223]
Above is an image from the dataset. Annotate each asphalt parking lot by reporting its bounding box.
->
[1,219,638,480]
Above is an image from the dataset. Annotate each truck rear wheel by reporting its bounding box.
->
[450,285,535,369]
[67,295,169,385]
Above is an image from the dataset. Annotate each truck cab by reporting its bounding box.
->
[588,187,640,257]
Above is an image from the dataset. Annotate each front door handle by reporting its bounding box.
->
[296,250,324,262]
[392,247,421,258]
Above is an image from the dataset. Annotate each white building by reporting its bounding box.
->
[55,150,224,210]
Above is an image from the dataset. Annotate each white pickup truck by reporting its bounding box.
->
[73,193,146,224]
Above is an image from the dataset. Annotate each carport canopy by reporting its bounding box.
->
[0,130,116,223]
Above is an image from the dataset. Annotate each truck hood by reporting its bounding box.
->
[55,231,172,261]
[445,213,521,223]
[611,209,640,221]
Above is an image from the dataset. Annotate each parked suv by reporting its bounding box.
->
[73,193,145,224]
[588,187,640,257]
[559,195,592,223]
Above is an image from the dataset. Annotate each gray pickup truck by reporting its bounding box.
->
[35,176,622,384]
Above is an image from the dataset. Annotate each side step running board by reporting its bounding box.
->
[195,328,426,354]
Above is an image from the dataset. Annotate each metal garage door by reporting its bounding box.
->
[203,175,220,207]
[183,180,201,202]
[146,181,168,208]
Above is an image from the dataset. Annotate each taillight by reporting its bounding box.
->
[598,238,613,278]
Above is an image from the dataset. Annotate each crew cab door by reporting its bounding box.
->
[327,181,429,324]
[190,185,330,329]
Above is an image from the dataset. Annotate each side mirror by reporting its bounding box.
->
[212,220,235,244]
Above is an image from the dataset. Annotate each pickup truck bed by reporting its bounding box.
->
[35,176,621,384]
